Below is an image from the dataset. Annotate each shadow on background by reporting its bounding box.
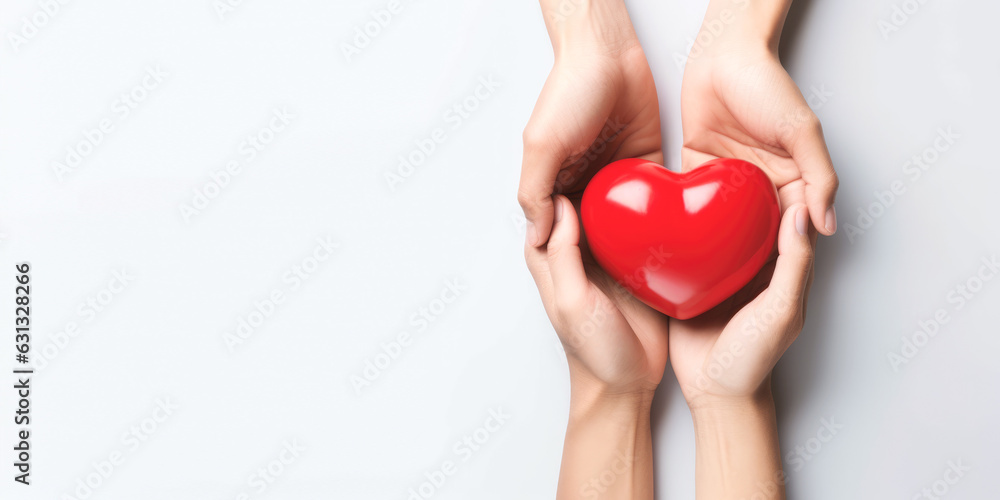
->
[779,0,816,64]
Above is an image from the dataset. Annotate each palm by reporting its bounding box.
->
[667,260,778,401]
[680,51,814,207]
[569,203,670,391]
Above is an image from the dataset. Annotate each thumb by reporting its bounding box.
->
[546,195,589,307]
[768,203,814,308]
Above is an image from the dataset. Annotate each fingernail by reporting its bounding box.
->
[796,206,809,236]
[526,220,538,246]
[825,206,837,234]
[554,198,564,223]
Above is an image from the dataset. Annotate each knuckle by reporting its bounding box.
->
[790,113,822,144]
[810,167,839,191]
[516,188,534,212]
[521,125,548,152]
[522,244,536,268]
[546,241,567,262]
[517,186,550,215]
[802,113,823,135]
[827,171,841,192]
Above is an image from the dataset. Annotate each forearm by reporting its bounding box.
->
[558,384,655,500]
[702,0,793,50]
[690,391,785,500]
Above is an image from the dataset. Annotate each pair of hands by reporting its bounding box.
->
[520,0,837,413]
[520,1,838,498]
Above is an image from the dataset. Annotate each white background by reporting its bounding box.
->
[1,0,999,498]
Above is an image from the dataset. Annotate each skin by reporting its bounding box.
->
[526,194,666,500]
[522,2,667,497]
[672,2,831,498]
[519,0,662,248]
[669,201,817,500]
[681,0,839,235]
[519,1,839,246]
[521,1,837,499]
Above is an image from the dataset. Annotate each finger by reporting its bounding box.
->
[524,231,555,313]
[546,195,589,307]
[518,135,561,247]
[785,111,839,236]
[768,203,814,310]
[800,223,820,320]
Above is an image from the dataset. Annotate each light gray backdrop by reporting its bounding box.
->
[1,0,997,498]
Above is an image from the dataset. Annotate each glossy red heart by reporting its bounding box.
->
[581,158,780,319]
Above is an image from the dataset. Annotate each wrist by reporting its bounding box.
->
[568,379,654,425]
[689,390,786,500]
[698,0,792,55]
[560,375,655,500]
[540,0,639,60]
[688,389,776,428]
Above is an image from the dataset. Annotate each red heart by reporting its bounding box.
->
[581,158,780,319]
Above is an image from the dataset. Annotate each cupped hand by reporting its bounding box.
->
[681,42,839,234]
[519,38,663,248]
[525,195,669,396]
[668,203,816,407]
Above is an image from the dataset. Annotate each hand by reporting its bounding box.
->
[526,194,666,500]
[668,203,815,407]
[526,195,669,397]
[519,0,662,248]
[668,203,814,500]
[680,15,839,235]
